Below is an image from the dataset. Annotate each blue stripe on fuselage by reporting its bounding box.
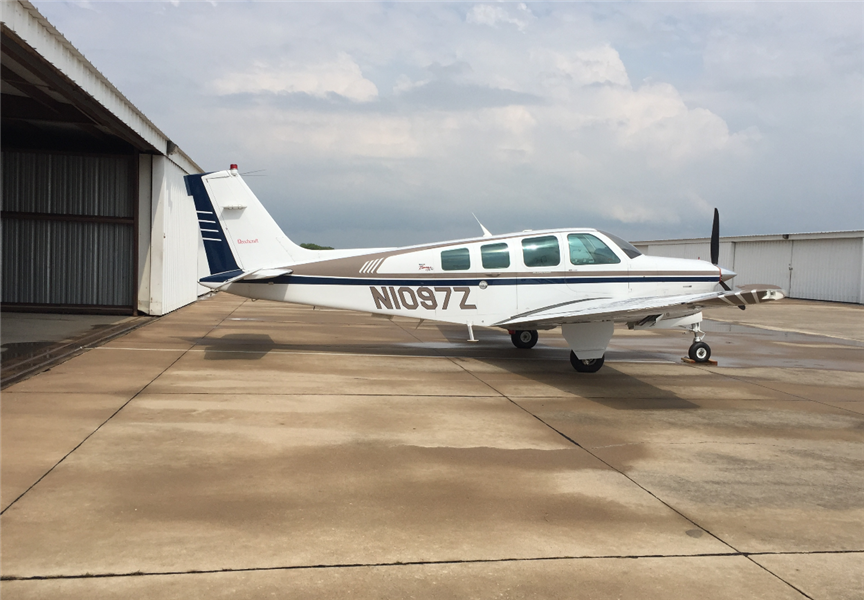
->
[232,274,718,286]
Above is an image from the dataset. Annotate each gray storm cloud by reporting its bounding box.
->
[33,1,863,248]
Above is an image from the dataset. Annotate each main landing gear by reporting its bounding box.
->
[510,329,538,349]
[688,323,712,363]
[570,351,605,373]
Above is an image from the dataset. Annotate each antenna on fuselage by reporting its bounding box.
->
[472,213,493,238]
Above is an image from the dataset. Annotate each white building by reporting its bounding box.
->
[633,231,864,305]
[2,0,205,316]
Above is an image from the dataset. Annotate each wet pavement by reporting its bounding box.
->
[1,294,862,599]
[1,312,151,388]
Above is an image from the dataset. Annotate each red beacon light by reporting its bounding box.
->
[229,164,238,171]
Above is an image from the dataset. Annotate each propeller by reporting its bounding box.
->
[711,208,745,309]
[711,208,721,267]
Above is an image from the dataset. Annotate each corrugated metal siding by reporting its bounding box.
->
[790,238,862,303]
[2,151,135,308]
[731,241,793,290]
[633,233,863,303]
[644,241,734,267]
[156,157,200,314]
[3,152,133,217]
[2,219,133,305]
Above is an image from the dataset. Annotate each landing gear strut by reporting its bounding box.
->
[510,329,538,349]
[687,323,712,363]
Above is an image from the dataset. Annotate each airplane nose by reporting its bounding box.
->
[720,267,736,282]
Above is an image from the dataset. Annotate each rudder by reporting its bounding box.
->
[185,166,315,278]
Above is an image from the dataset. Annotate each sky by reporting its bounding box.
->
[32,1,864,248]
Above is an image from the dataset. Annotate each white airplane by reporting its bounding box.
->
[185,165,784,372]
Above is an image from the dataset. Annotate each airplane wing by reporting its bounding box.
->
[495,286,785,329]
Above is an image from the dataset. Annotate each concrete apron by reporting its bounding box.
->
[2,293,862,599]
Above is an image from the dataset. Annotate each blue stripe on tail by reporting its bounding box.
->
[185,173,240,276]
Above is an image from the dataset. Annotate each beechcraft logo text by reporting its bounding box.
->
[237,239,259,244]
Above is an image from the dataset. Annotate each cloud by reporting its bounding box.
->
[533,46,631,88]
[393,80,542,111]
[31,1,862,246]
[211,53,378,102]
[466,4,531,31]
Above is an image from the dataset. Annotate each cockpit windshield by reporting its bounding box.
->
[598,231,642,259]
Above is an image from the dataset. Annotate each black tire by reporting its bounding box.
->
[570,351,605,373]
[688,341,711,363]
[511,330,538,349]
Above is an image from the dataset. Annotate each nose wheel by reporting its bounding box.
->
[687,323,712,363]
[688,341,711,362]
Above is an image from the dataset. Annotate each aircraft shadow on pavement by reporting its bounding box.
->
[199,333,278,360]
[190,327,698,410]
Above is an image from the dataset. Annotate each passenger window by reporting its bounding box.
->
[522,236,560,267]
[568,234,621,265]
[481,243,510,269]
[441,248,470,271]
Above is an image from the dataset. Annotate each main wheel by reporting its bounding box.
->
[511,329,538,349]
[688,341,711,363]
[570,351,605,373]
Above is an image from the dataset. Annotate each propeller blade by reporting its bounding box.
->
[711,208,720,266]
[713,210,742,308]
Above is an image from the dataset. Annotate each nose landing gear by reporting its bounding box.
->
[687,323,712,363]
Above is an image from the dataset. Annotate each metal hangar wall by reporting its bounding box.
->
[633,231,864,305]
[1,0,204,316]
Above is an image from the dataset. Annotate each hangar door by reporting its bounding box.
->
[2,151,136,312]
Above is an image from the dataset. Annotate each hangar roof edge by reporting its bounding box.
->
[632,230,864,246]
[2,0,202,174]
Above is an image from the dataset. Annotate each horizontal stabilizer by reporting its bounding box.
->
[200,267,293,290]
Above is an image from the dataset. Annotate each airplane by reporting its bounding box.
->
[185,165,785,372]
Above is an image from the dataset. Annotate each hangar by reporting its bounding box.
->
[1,0,204,316]
[3,1,860,320]
[633,230,864,305]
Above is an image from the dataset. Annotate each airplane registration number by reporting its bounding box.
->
[370,286,477,311]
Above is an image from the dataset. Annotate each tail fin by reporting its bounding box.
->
[185,166,316,279]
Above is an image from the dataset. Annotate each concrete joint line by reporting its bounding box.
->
[502,394,829,600]
[698,366,864,417]
[3,550,859,582]
[0,304,247,516]
[429,350,791,600]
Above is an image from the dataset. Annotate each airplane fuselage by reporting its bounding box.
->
[189,167,781,370]
[209,228,724,329]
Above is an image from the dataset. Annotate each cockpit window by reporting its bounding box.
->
[598,231,642,259]
[568,234,621,265]
[522,235,560,267]
[441,247,470,271]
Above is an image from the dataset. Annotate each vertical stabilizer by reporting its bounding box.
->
[185,167,316,277]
